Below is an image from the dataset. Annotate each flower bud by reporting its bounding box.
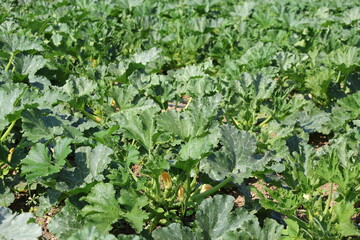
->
[303,194,311,201]
[7,148,15,162]
[160,172,172,189]
[200,184,213,193]
[178,186,185,201]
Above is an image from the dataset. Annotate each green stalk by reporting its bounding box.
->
[147,215,161,232]
[128,166,138,182]
[255,114,272,130]
[190,173,198,190]
[323,182,333,217]
[5,52,15,71]
[183,97,192,110]
[231,116,241,129]
[335,71,341,83]
[182,173,191,213]
[154,177,161,199]
[190,176,233,201]
[0,120,17,143]
[80,109,101,123]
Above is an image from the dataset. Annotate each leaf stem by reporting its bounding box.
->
[5,52,15,71]
[336,71,341,83]
[147,215,161,232]
[80,109,102,123]
[255,114,272,130]
[183,97,192,110]
[190,176,233,201]
[231,116,241,129]
[323,182,333,217]
[0,120,17,143]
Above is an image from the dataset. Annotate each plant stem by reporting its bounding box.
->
[336,71,341,83]
[0,120,17,143]
[231,116,241,129]
[5,52,15,71]
[80,109,101,123]
[128,166,138,182]
[147,215,161,232]
[190,173,197,189]
[190,176,233,201]
[155,177,161,199]
[255,114,272,130]
[323,182,333,217]
[183,97,192,110]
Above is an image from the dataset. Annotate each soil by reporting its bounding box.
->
[308,132,331,148]
[37,208,60,240]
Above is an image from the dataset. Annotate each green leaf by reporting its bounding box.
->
[0,183,14,207]
[116,106,159,151]
[195,195,256,239]
[236,43,276,70]
[275,52,308,71]
[118,188,149,233]
[51,33,62,46]
[179,132,219,161]
[68,227,117,240]
[236,218,283,240]
[157,95,221,140]
[328,91,360,131]
[330,46,359,74]
[109,84,138,110]
[152,223,199,240]
[146,77,177,106]
[75,144,113,182]
[56,142,111,192]
[53,138,72,163]
[0,34,43,53]
[13,54,47,76]
[333,201,360,237]
[156,110,192,139]
[21,108,63,142]
[171,59,212,86]
[116,235,146,240]
[230,2,256,19]
[154,195,283,240]
[230,72,277,103]
[118,0,143,9]
[283,102,330,133]
[62,75,97,96]
[305,68,334,101]
[0,207,42,240]
[81,183,122,233]
[21,143,66,182]
[47,200,83,239]
[0,83,27,130]
[133,47,161,65]
[186,75,216,98]
[255,184,305,217]
[341,7,360,25]
[282,219,300,238]
[201,125,270,184]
